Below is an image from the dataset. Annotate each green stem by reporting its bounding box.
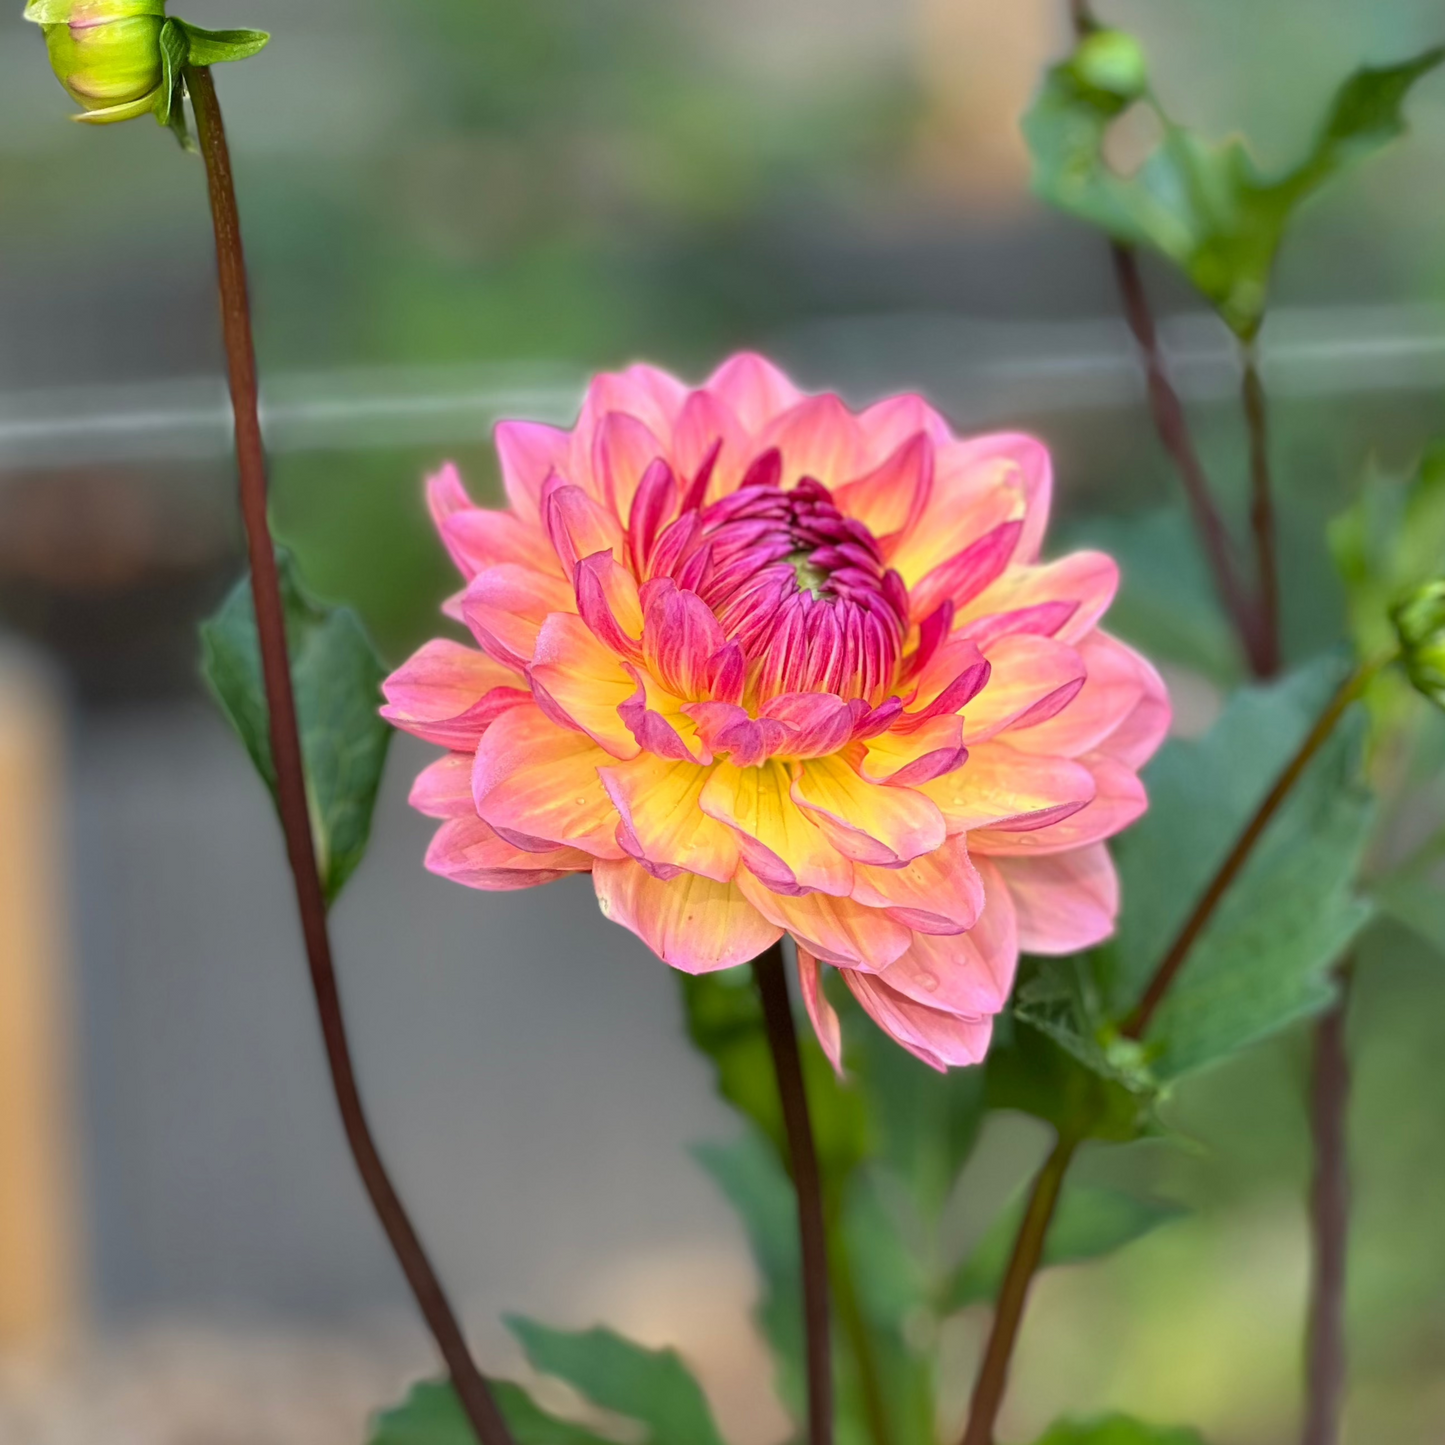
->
[832,1234,895,1445]
[959,1134,1080,1445]
[187,64,515,1445]
[1243,345,1282,676]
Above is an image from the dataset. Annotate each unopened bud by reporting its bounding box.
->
[1069,29,1149,107]
[1391,578,1445,709]
[24,0,168,124]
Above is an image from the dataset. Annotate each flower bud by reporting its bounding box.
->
[24,0,167,124]
[1068,29,1149,107]
[1391,578,1445,709]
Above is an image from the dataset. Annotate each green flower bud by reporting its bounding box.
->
[1391,578,1445,709]
[1069,29,1149,106]
[24,0,168,124]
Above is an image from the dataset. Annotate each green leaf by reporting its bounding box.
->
[1101,658,1375,1078]
[198,551,392,905]
[843,985,987,1221]
[678,967,868,1187]
[368,1378,615,1445]
[505,1318,725,1445]
[943,1184,1187,1311]
[173,19,270,65]
[1031,1417,1208,1445]
[1023,38,1443,337]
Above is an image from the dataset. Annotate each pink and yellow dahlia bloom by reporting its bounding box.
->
[383,355,1168,1070]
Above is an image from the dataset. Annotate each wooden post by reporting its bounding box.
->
[0,644,82,1351]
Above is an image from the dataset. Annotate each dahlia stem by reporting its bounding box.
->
[1107,243,1271,677]
[187,65,515,1445]
[1242,344,1282,677]
[959,1132,1078,1445]
[752,941,833,1445]
[1301,958,1354,1445]
[957,658,1376,1445]
[1121,662,1372,1039]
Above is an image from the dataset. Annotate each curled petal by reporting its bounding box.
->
[409,753,476,819]
[575,365,689,460]
[702,352,805,434]
[993,844,1119,955]
[850,834,984,935]
[495,421,571,522]
[971,754,1146,856]
[909,519,1023,623]
[1092,644,1171,769]
[599,755,739,883]
[575,551,644,662]
[791,754,946,866]
[899,637,991,731]
[918,741,1096,835]
[461,564,575,670]
[382,639,527,747]
[859,714,967,787]
[472,702,624,859]
[594,859,782,973]
[737,869,912,969]
[700,760,853,897]
[627,458,681,575]
[528,613,641,759]
[959,600,1078,650]
[1008,630,1150,760]
[962,551,1118,644]
[426,815,591,891]
[874,861,1018,1015]
[542,479,626,576]
[936,432,1052,564]
[889,454,1026,591]
[762,692,857,759]
[962,635,1087,742]
[796,948,844,1073]
[854,394,955,460]
[842,970,994,1071]
[758,393,866,490]
[671,389,751,500]
[641,580,728,700]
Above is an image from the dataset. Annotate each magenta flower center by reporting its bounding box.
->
[695,462,909,705]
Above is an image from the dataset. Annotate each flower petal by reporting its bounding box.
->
[854,393,954,459]
[797,948,844,1072]
[842,969,994,1070]
[426,815,591,891]
[670,389,751,500]
[441,506,561,580]
[462,564,576,670]
[850,834,984,935]
[599,755,739,882]
[790,754,947,866]
[962,635,1087,742]
[859,714,968,786]
[641,580,728,700]
[382,639,528,748]
[699,760,853,897]
[495,421,571,522]
[594,410,667,522]
[992,844,1119,954]
[961,550,1119,644]
[409,753,475,818]
[1007,630,1150,760]
[832,433,934,545]
[542,480,626,576]
[471,702,624,858]
[594,859,782,972]
[703,352,805,435]
[737,868,913,969]
[917,741,1097,835]
[528,613,641,759]
[970,754,1146,856]
[758,394,867,490]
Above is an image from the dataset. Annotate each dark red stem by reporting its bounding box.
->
[187,64,515,1445]
[1302,962,1353,1445]
[752,941,833,1445]
[1243,347,1282,676]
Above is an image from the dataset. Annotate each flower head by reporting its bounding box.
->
[25,0,168,124]
[1392,577,1445,710]
[384,355,1169,1069]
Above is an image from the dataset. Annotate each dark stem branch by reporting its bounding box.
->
[1243,347,1282,676]
[959,1134,1080,1445]
[187,65,514,1445]
[1122,665,1369,1040]
[1302,960,1354,1445]
[752,942,833,1445]
[1109,244,1272,676]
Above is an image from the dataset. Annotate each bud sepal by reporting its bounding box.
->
[1391,579,1445,711]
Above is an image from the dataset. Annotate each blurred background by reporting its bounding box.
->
[2,0,1445,1441]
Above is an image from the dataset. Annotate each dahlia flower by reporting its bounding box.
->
[383,354,1168,1070]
